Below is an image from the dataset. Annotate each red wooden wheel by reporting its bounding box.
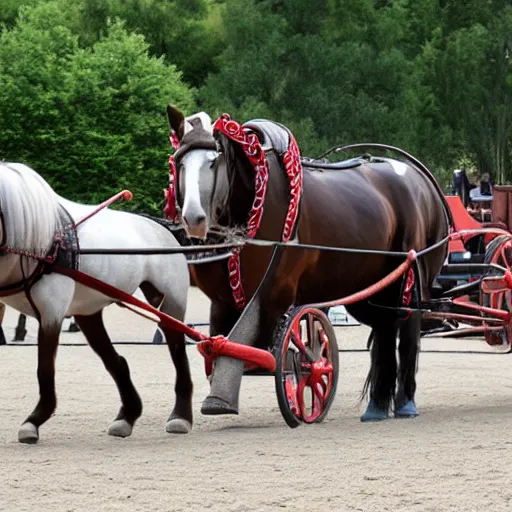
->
[274,306,339,428]
[481,235,512,348]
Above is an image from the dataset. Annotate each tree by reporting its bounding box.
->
[435,7,512,183]
[0,1,195,213]
[200,0,428,158]
[72,0,226,87]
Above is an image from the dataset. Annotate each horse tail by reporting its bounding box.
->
[360,324,398,409]
[366,329,374,350]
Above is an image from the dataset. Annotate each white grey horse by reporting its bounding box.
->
[0,162,191,443]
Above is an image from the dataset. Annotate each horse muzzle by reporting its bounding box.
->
[183,213,208,240]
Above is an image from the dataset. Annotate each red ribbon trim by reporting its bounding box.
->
[163,138,180,223]
[281,134,303,242]
[213,113,303,310]
[402,268,415,306]
[213,114,271,310]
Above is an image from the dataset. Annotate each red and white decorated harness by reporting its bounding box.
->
[164,113,304,310]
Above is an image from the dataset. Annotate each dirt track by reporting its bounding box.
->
[1,289,512,512]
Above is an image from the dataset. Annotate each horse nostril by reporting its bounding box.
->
[184,213,206,227]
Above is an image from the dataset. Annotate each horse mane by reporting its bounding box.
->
[0,163,64,254]
[214,133,255,228]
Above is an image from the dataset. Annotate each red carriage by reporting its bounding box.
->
[430,188,512,349]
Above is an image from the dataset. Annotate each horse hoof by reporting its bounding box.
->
[107,419,133,438]
[360,400,389,422]
[166,418,192,434]
[394,400,418,418]
[201,396,239,416]
[18,422,39,444]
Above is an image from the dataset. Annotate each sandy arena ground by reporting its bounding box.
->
[2,288,512,512]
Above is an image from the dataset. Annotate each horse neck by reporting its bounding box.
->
[57,197,98,224]
[257,152,291,240]
[215,139,290,240]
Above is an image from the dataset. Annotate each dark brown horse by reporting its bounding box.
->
[165,106,450,421]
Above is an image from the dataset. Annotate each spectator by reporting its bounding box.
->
[452,168,475,207]
[479,172,493,196]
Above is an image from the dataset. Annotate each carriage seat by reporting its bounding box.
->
[445,195,504,256]
[244,120,291,154]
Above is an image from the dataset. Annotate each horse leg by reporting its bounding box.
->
[360,321,398,422]
[210,299,240,337]
[18,323,61,443]
[139,281,193,435]
[14,314,27,341]
[160,327,193,434]
[395,312,421,418]
[202,248,305,415]
[74,311,142,438]
[202,299,240,383]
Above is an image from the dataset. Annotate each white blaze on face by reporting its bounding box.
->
[177,111,215,239]
[182,151,207,223]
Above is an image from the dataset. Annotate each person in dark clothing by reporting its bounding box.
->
[452,168,474,207]
[479,172,493,196]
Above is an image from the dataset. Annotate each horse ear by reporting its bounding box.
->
[166,105,185,140]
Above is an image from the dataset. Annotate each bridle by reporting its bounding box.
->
[164,130,217,225]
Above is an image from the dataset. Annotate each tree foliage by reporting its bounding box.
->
[1,0,511,213]
[0,1,194,213]
[200,0,512,181]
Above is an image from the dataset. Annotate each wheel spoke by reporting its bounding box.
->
[289,326,316,362]
[319,330,330,359]
[501,246,511,271]
[307,313,320,354]
[498,292,504,311]
[313,382,326,405]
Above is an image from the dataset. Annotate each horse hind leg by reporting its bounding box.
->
[140,281,193,435]
[74,311,142,438]
[360,322,398,422]
[394,312,421,418]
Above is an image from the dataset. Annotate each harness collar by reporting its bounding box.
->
[0,204,79,298]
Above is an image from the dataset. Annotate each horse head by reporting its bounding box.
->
[165,107,298,244]
[166,105,217,240]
